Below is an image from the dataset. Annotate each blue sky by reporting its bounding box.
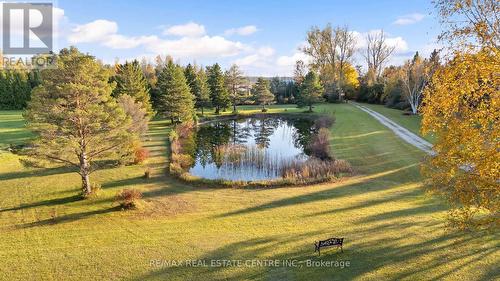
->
[51,0,441,76]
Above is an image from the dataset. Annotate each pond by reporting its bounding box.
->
[188,116,318,181]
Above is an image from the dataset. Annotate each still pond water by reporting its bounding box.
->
[188,116,317,181]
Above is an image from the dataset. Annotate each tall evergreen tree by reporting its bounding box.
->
[224,64,247,113]
[253,77,274,111]
[113,60,153,116]
[157,61,195,123]
[0,69,32,109]
[140,58,160,111]
[184,63,210,115]
[207,63,230,114]
[12,71,31,109]
[299,71,324,112]
[0,71,10,109]
[184,63,198,93]
[24,47,134,196]
[196,68,211,116]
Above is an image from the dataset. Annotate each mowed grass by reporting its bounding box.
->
[197,104,304,118]
[359,103,436,143]
[0,110,33,149]
[0,104,498,280]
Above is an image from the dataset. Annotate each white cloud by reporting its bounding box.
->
[52,7,70,38]
[353,30,409,53]
[163,22,206,37]
[68,19,118,44]
[66,19,247,58]
[147,35,246,58]
[386,36,409,53]
[393,13,425,25]
[102,35,157,49]
[225,25,258,36]
[276,52,310,67]
[234,46,275,66]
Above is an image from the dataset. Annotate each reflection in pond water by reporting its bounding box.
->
[189,117,317,181]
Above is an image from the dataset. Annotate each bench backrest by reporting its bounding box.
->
[318,238,343,247]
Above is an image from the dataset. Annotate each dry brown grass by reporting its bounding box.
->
[281,158,353,180]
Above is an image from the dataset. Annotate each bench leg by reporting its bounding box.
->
[340,245,343,253]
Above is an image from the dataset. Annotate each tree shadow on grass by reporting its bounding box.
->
[302,187,424,218]
[130,230,329,281]
[0,165,75,181]
[130,221,499,281]
[100,172,213,200]
[0,194,81,213]
[16,206,120,228]
[0,159,122,181]
[215,164,420,218]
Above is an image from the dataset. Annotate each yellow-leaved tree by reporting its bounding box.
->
[421,49,499,229]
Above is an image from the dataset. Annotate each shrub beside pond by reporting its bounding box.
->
[307,128,332,160]
[168,122,196,175]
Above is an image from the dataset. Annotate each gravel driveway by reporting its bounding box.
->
[351,102,434,155]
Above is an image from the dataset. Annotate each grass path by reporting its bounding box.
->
[0,104,498,280]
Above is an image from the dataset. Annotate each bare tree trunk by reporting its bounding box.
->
[79,152,91,195]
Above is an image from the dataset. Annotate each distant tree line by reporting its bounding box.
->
[0,68,41,109]
[297,23,442,114]
[353,50,440,114]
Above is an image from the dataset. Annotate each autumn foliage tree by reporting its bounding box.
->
[421,49,499,229]
[434,0,499,50]
[400,52,437,114]
[421,0,500,229]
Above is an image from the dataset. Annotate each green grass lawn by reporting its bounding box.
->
[0,110,34,149]
[0,104,497,280]
[196,104,304,118]
[357,103,436,143]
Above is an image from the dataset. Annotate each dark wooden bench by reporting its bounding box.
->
[314,238,343,256]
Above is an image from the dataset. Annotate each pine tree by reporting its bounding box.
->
[157,61,195,123]
[0,71,10,109]
[0,69,31,109]
[299,71,324,112]
[184,63,209,115]
[224,64,247,113]
[24,47,134,196]
[207,63,230,114]
[11,70,31,109]
[184,63,198,93]
[196,67,211,116]
[253,77,274,111]
[113,60,153,117]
